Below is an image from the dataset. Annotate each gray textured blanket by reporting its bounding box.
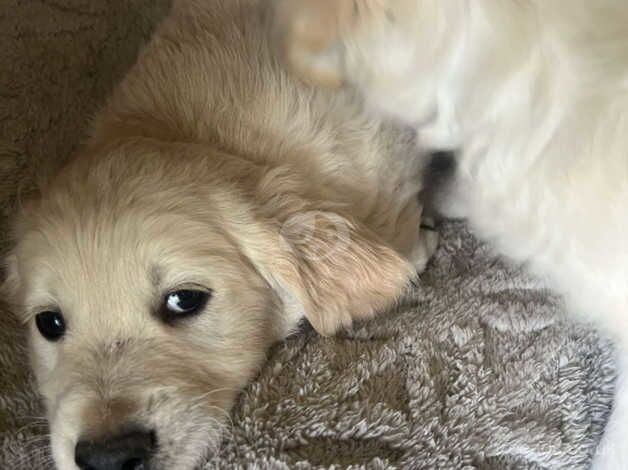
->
[0,1,616,468]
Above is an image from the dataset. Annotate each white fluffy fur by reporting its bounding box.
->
[279,1,628,467]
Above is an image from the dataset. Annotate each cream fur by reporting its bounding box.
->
[277,1,628,468]
[2,1,438,469]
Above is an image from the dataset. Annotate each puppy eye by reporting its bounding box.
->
[35,311,66,342]
[159,289,212,322]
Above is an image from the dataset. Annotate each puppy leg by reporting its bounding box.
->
[412,219,439,273]
[591,344,628,470]
[391,198,439,273]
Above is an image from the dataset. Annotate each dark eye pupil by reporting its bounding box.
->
[163,290,211,318]
[35,311,66,341]
[171,291,202,310]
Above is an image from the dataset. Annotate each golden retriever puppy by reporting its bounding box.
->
[275,1,628,468]
[1,1,438,469]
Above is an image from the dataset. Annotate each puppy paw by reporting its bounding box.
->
[411,217,439,273]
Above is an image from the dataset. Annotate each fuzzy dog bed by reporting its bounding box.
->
[0,1,616,468]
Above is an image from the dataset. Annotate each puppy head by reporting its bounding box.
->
[3,140,412,469]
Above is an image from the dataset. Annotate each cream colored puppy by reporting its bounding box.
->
[276,1,628,468]
[2,1,438,469]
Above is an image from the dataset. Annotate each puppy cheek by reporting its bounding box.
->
[142,392,231,467]
[28,332,61,404]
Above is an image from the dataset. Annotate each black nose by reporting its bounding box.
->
[75,429,155,470]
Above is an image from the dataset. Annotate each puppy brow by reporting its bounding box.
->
[22,304,56,324]
[149,265,163,290]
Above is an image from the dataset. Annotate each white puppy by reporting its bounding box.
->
[276,1,628,468]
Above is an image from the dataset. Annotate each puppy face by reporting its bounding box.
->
[6,150,282,470]
[4,140,412,469]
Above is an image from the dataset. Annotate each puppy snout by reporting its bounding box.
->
[74,428,156,470]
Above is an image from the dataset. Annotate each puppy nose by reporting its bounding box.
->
[75,429,155,470]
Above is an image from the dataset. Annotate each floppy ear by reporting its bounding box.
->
[205,150,414,336]
[267,210,414,335]
[1,196,40,306]
[1,253,20,304]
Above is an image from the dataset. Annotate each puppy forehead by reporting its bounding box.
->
[16,213,238,310]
